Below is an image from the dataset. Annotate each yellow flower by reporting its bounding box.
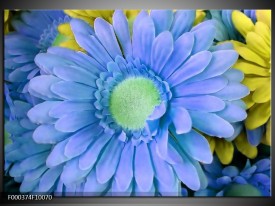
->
[4,10,10,34]
[55,10,139,51]
[231,10,271,133]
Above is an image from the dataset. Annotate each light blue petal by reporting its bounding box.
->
[113,10,132,57]
[53,65,97,87]
[20,179,40,193]
[96,138,124,184]
[160,32,194,77]
[61,157,91,185]
[70,18,95,36]
[169,107,192,134]
[247,126,265,146]
[134,142,154,192]
[170,10,195,39]
[84,170,109,195]
[79,134,112,170]
[222,166,239,177]
[189,110,234,138]
[223,68,244,82]
[55,111,98,133]
[114,142,134,192]
[64,125,100,159]
[155,118,169,160]
[172,95,225,113]
[150,31,174,74]
[167,51,212,87]
[190,20,215,54]
[94,18,122,59]
[39,165,63,192]
[172,76,228,97]
[176,130,213,164]
[132,15,155,66]
[147,102,166,120]
[23,165,48,182]
[51,81,95,100]
[46,138,70,167]
[151,10,173,35]
[33,124,68,144]
[28,75,62,100]
[214,82,249,100]
[27,101,60,124]
[216,102,247,123]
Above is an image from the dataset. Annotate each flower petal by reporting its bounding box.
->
[33,125,68,144]
[39,165,63,192]
[151,10,173,35]
[169,107,192,134]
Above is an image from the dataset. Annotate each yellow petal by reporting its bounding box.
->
[261,119,271,146]
[235,46,269,68]
[252,79,271,103]
[58,23,74,37]
[234,132,258,159]
[232,10,254,37]
[215,139,234,165]
[245,101,271,129]
[205,136,216,153]
[234,59,270,76]
[59,40,84,52]
[4,10,9,22]
[246,32,270,59]
[256,10,271,28]
[194,10,206,26]
[64,10,95,25]
[242,77,266,91]
[242,95,255,109]
[254,22,271,48]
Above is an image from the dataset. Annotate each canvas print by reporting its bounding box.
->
[4,9,271,197]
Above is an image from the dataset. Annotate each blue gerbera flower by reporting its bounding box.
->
[195,156,271,196]
[6,10,249,196]
[4,10,70,91]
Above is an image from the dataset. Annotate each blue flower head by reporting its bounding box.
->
[6,10,249,196]
[195,156,271,196]
[4,10,70,89]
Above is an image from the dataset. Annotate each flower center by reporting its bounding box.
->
[109,77,161,130]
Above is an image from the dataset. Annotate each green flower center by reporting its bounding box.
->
[109,77,161,130]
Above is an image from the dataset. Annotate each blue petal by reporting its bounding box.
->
[55,111,98,133]
[170,10,195,39]
[49,101,93,118]
[47,47,106,72]
[169,107,192,134]
[20,179,40,193]
[51,81,95,100]
[149,141,176,187]
[46,138,70,167]
[172,152,200,190]
[84,170,109,194]
[24,165,48,182]
[27,101,60,124]
[134,142,154,192]
[172,95,225,112]
[96,138,124,184]
[189,110,234,138]
[172,76,228,97]
[150,31,174,74]
[176,130,212,163]
[33,125,68,144]
[114,142,134,192]
[132,15,155,66]
[28,75,62,100]
[113,10,132,57]
[216,102,247,123]
[216,176,231,186]
[79,134,112,170]
[8,69,29,83]
[70,18,95,36]
[255,159,270,173]
[53,65,97,87]
[94,18,122,59]
[147,102,166,120]
[61,157,91,185]
[155,118,169,160]
[209,42,234,52]
[214,82,249,100]
[247,126,265,146]
[39,165,63,192]
[160,32,194,77]
[222,166,239,177]
[151,10,173,35]
[72,32,113,67]
[64,125,100,159]
[223,68,244,82]
[190,20,215,54]
[188,50,239,82]
[167,51,212,87]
